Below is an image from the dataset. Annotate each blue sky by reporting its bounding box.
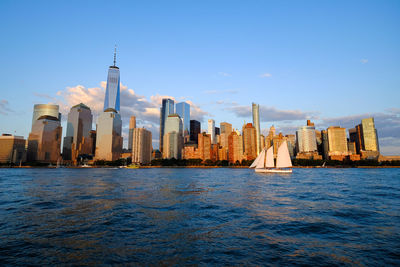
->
[0,0,399,154]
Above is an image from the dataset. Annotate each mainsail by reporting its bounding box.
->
[255,148,266,169]
[265,146,274,168]
[249,148,265,168]
[276,140,292,168]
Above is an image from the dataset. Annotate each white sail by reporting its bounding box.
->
[249,148,264,168]
[276,140,292,168]
[265,146,274,168]
[255,148,266,169]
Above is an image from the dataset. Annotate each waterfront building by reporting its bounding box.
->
[252,103,261,155]
[228,131,243,164]
[198,132,212,161]
[285,134,296,158]
[31,104,61,130]
[176,102,190,137]
[190,120,201,143]
[327,126,349,160]
[265,125,276,149]
[0,134,26,164]
[163,114,183,159]
[159,98,175,153]
[103,47,120,112]
[94,109,123,161]
[272,133,286,157]
[220,122,232,135]
[348,141,356,155]
[131,128,152,164]
[296,120,320,160]
[27,115,62,163]
[95,51,123,161]
[182,143,200,159]
[208,119,216,144]
[62,103,93,161]
[128,116,136,151]
[361,118,379,152]
[218,146,228,161]
[243,123,257,160]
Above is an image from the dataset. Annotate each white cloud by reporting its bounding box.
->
[360,59,368,64]
[260,73,272,78]
[218,72,232,77]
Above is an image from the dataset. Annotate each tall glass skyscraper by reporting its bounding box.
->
[175,102,190,136]
[159,98,174,153]
[103,47,120,112]
[31,104,61,130]
[252,103,261,155]
[208,119,216,144]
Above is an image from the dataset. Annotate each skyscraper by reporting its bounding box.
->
[62,103,93,161]
[208,119,215,144]
[361,118,379,152]
[175,102,190,136]
[190,120,201,143]
[0,134,26,164]
[252,103,261,155]
[228,131,243,164]
[103,46,120,112]
[242,123,257,160]
[327,126,348,157]
[31,104,61,130]
[163,114,183,159]
[296,123,318,153]
[159,98,174,153]
[131,128,152,164]
[27,115,62,163]
[94,49,123,161]
[128,116,136,151]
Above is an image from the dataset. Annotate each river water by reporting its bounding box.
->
[0,168,399,266]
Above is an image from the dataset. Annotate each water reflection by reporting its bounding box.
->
[0,168,399,265]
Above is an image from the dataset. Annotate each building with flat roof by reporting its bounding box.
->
[131,128,152,164]
[0,134,26,164]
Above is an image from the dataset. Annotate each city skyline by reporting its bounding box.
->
[0,1,399,155]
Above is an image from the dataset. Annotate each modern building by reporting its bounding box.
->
[361,118,379,152]
[131,128,152,164]
[94,109,123,161]
[189,120,201,143]
[243,123,257,161]
[176,102,190,136]
[0,134,26,164]
[220,122,232,135]
[27,115,62,163]
[163,114,183,159]
[228,131,243,164]
[94,51,123,161]
[31,104,61,130]
[265,125,276,149]
[159,98,175,153]
[208,119,216,144]
[62,103,93,161]
[197,132,212,161]
[252,103,261,155]
[327,126,349,160]
[103,47,120,112]
[296,120,320,160]
[128,116,136,151]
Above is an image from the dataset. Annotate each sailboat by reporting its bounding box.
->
[250,140,293,173]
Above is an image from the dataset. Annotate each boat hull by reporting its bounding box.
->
[255,168,292,173]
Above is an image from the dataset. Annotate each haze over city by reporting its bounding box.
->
[0,0,399,155]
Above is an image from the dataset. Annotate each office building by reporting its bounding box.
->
[128,116,136,151]
[176,102,190,136]
[103,47,120,112]
[198,132,212,161]
[62,103,93,161]
[190,120,201,143]
[131,128,152,164]
[228,131,243,164]
[327,126,348,160]
[27,115,62,163]
[159,98,174,153]
[31,104,61,130]
[242,123,257,161]
[0,134,26,164]
[252,103,261,155]
[163,114,183,159]
[220,122,232,135]
[296,120,320,159]
[361,118,379,152]
[208,119,216,144]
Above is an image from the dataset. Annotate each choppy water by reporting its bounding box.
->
[0,168,399,266]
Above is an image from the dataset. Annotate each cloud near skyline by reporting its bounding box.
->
[260,73,272,78]
[0,99,14,115]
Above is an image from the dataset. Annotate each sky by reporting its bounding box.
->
[0,0,399,155]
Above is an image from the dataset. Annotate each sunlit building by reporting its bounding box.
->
[103,47,120,112]
[198,132,212,161]
[128,116,136,151]
[296,120,320,160]
[62,103,93,161]
[243,123,257,160]
[27,115,62,163]
[0,134,26,164]
[163,114,183,159]
[252,103,261,155]
[131,128,152,164]
[361,118,379,152]
[31,104,61,130]
[326,126,348,160]
[228,131,243,164]
[159,98,174,153]
[208,119,216,144]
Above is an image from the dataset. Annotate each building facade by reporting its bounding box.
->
[243,123,257,160]
[228,131,243,164]
[252,103,261,155]
[208,119,216,144]
[131,128,152,164]
[31,104,61,130]
[163,114,183,159]
[103,48,120,112]
[176,102,190,137]
[159,98,175,153]
[62,103,93,161]
[27,115,62,163]
[190,120,201,143]
[128,116,136,151]
[0,134,26,164]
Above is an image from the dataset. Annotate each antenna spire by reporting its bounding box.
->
[113,45,117,66]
